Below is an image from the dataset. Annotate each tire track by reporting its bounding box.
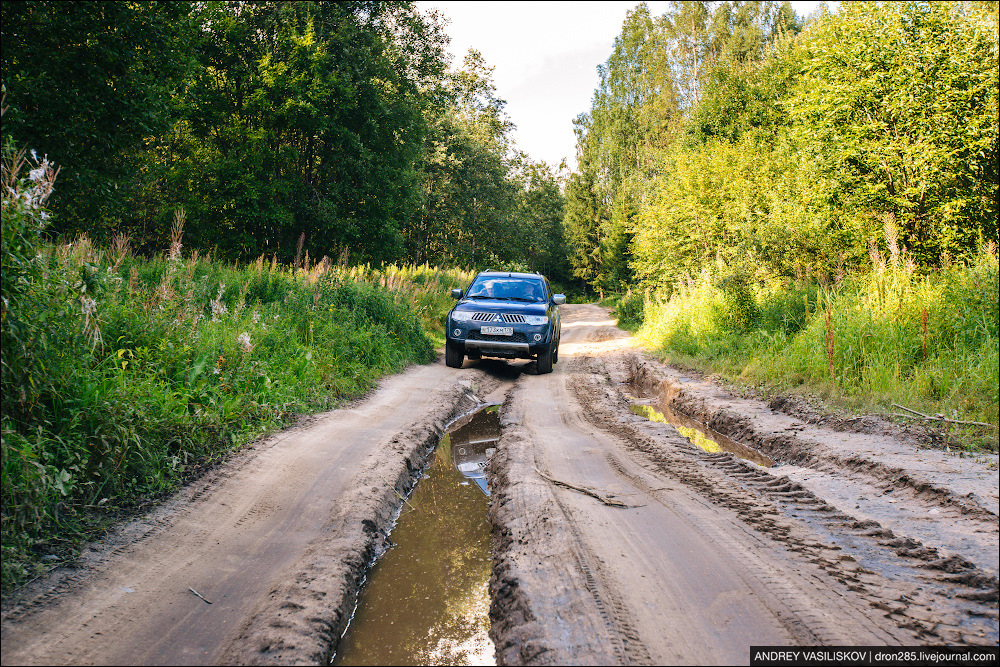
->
[572,362,998,646]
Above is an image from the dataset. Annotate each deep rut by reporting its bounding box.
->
[486,304,998,665]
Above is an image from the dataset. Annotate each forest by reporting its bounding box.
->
[1,0,570,278]
[565,0,997,293]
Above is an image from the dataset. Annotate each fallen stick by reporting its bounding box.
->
[891,405,996,429]
[393,488,417,512]
[189,587,212,604]
[893,403,930,419]
[533,466,636,508]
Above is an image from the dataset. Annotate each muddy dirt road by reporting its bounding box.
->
[488,305,997,664]
[2,304,997,665]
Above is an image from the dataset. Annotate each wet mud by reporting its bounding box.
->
[334,407,500,665]
[486,305,998,665]
[1,368,503,667]
[626,385,774,467]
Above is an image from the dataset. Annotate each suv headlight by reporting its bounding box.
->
[451,311,474,322]
[524,315,549,325]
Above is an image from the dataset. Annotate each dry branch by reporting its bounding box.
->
[891,404,997,429]
[533,467,637,508]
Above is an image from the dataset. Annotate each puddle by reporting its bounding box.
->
[626,387,773,468]
[448,406,500,495]
[333,406,499,666]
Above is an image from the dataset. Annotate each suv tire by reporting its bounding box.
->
[536,345,554,374]
[445,340,464,368]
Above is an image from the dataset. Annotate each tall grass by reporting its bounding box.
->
[628,243,999,451]
[336,263,475,346]
[1,150,468,590]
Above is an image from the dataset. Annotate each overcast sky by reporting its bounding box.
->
[414,1,838,171]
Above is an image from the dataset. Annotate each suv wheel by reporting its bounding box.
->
[446,340,464,368]
[536,345,553,374]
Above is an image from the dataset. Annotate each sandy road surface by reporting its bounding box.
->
[1,363,498,665]
[488,304,998,664]
[3,303,997,666]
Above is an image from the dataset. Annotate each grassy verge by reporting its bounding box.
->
[617,245,999,452]
[1,157,470,590]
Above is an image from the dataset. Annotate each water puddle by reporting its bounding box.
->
[449,406,500,495]
[333,406,500,666]
[626,386,773,467]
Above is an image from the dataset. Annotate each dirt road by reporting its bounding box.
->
[3,304,997,665]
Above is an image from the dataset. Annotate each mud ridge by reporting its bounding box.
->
[487,387,623,666]
[628,356,999,524]
[217,375,498,665]
[577,361,998,644]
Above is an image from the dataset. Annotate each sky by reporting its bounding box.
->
[414,1,837,171]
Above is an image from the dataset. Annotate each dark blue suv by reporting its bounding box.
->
[446,272,565,373]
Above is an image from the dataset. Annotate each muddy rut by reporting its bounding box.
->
[2,304,997,665]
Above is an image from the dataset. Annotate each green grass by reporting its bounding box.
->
[1,176,469,590]
[625,245,999,452]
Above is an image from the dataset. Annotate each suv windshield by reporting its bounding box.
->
[466,277,546,303]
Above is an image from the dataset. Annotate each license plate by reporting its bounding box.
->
[481,326,513,336]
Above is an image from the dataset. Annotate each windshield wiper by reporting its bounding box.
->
[508,297,539,302]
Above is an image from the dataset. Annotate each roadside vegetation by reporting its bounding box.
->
[570,1,998,447]
[0,149,473,590]
[615,240,999,450]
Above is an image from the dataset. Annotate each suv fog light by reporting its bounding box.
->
[454,328,462,336]
[533,333,542,341]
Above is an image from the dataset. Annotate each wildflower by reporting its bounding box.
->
[210,282,228,322]
[252,310,261,324]
[237,331,252,352]
[81,296,97,316]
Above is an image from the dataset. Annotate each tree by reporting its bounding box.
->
[1,1,194,239]
[514,157,569,280]
[788,1,999,262]
[405,49,523,269]
[147,1,448,262]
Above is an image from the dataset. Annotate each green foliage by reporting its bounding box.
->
[1,1,194,238]
[2,2,565,273]
[150,1,446,262]
[1,152,463,589]
[612,289,647,330]
[406,50,569,272]
[568,1,998,297]
[636,244,999,449]
[788,1,999,263]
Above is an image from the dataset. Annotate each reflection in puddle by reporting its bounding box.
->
[449,406,500,495]
[334,407,499,666]
[628,393,773,468]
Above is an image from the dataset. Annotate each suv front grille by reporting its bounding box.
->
[469,312,527,324]
[468,330,528,343]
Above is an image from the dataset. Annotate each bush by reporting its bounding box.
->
[1,150,459,589]
[636,248,999,451]
[613,289,647,329]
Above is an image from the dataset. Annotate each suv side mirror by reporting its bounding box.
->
[552,294,566,305]
[451,288,463,300]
